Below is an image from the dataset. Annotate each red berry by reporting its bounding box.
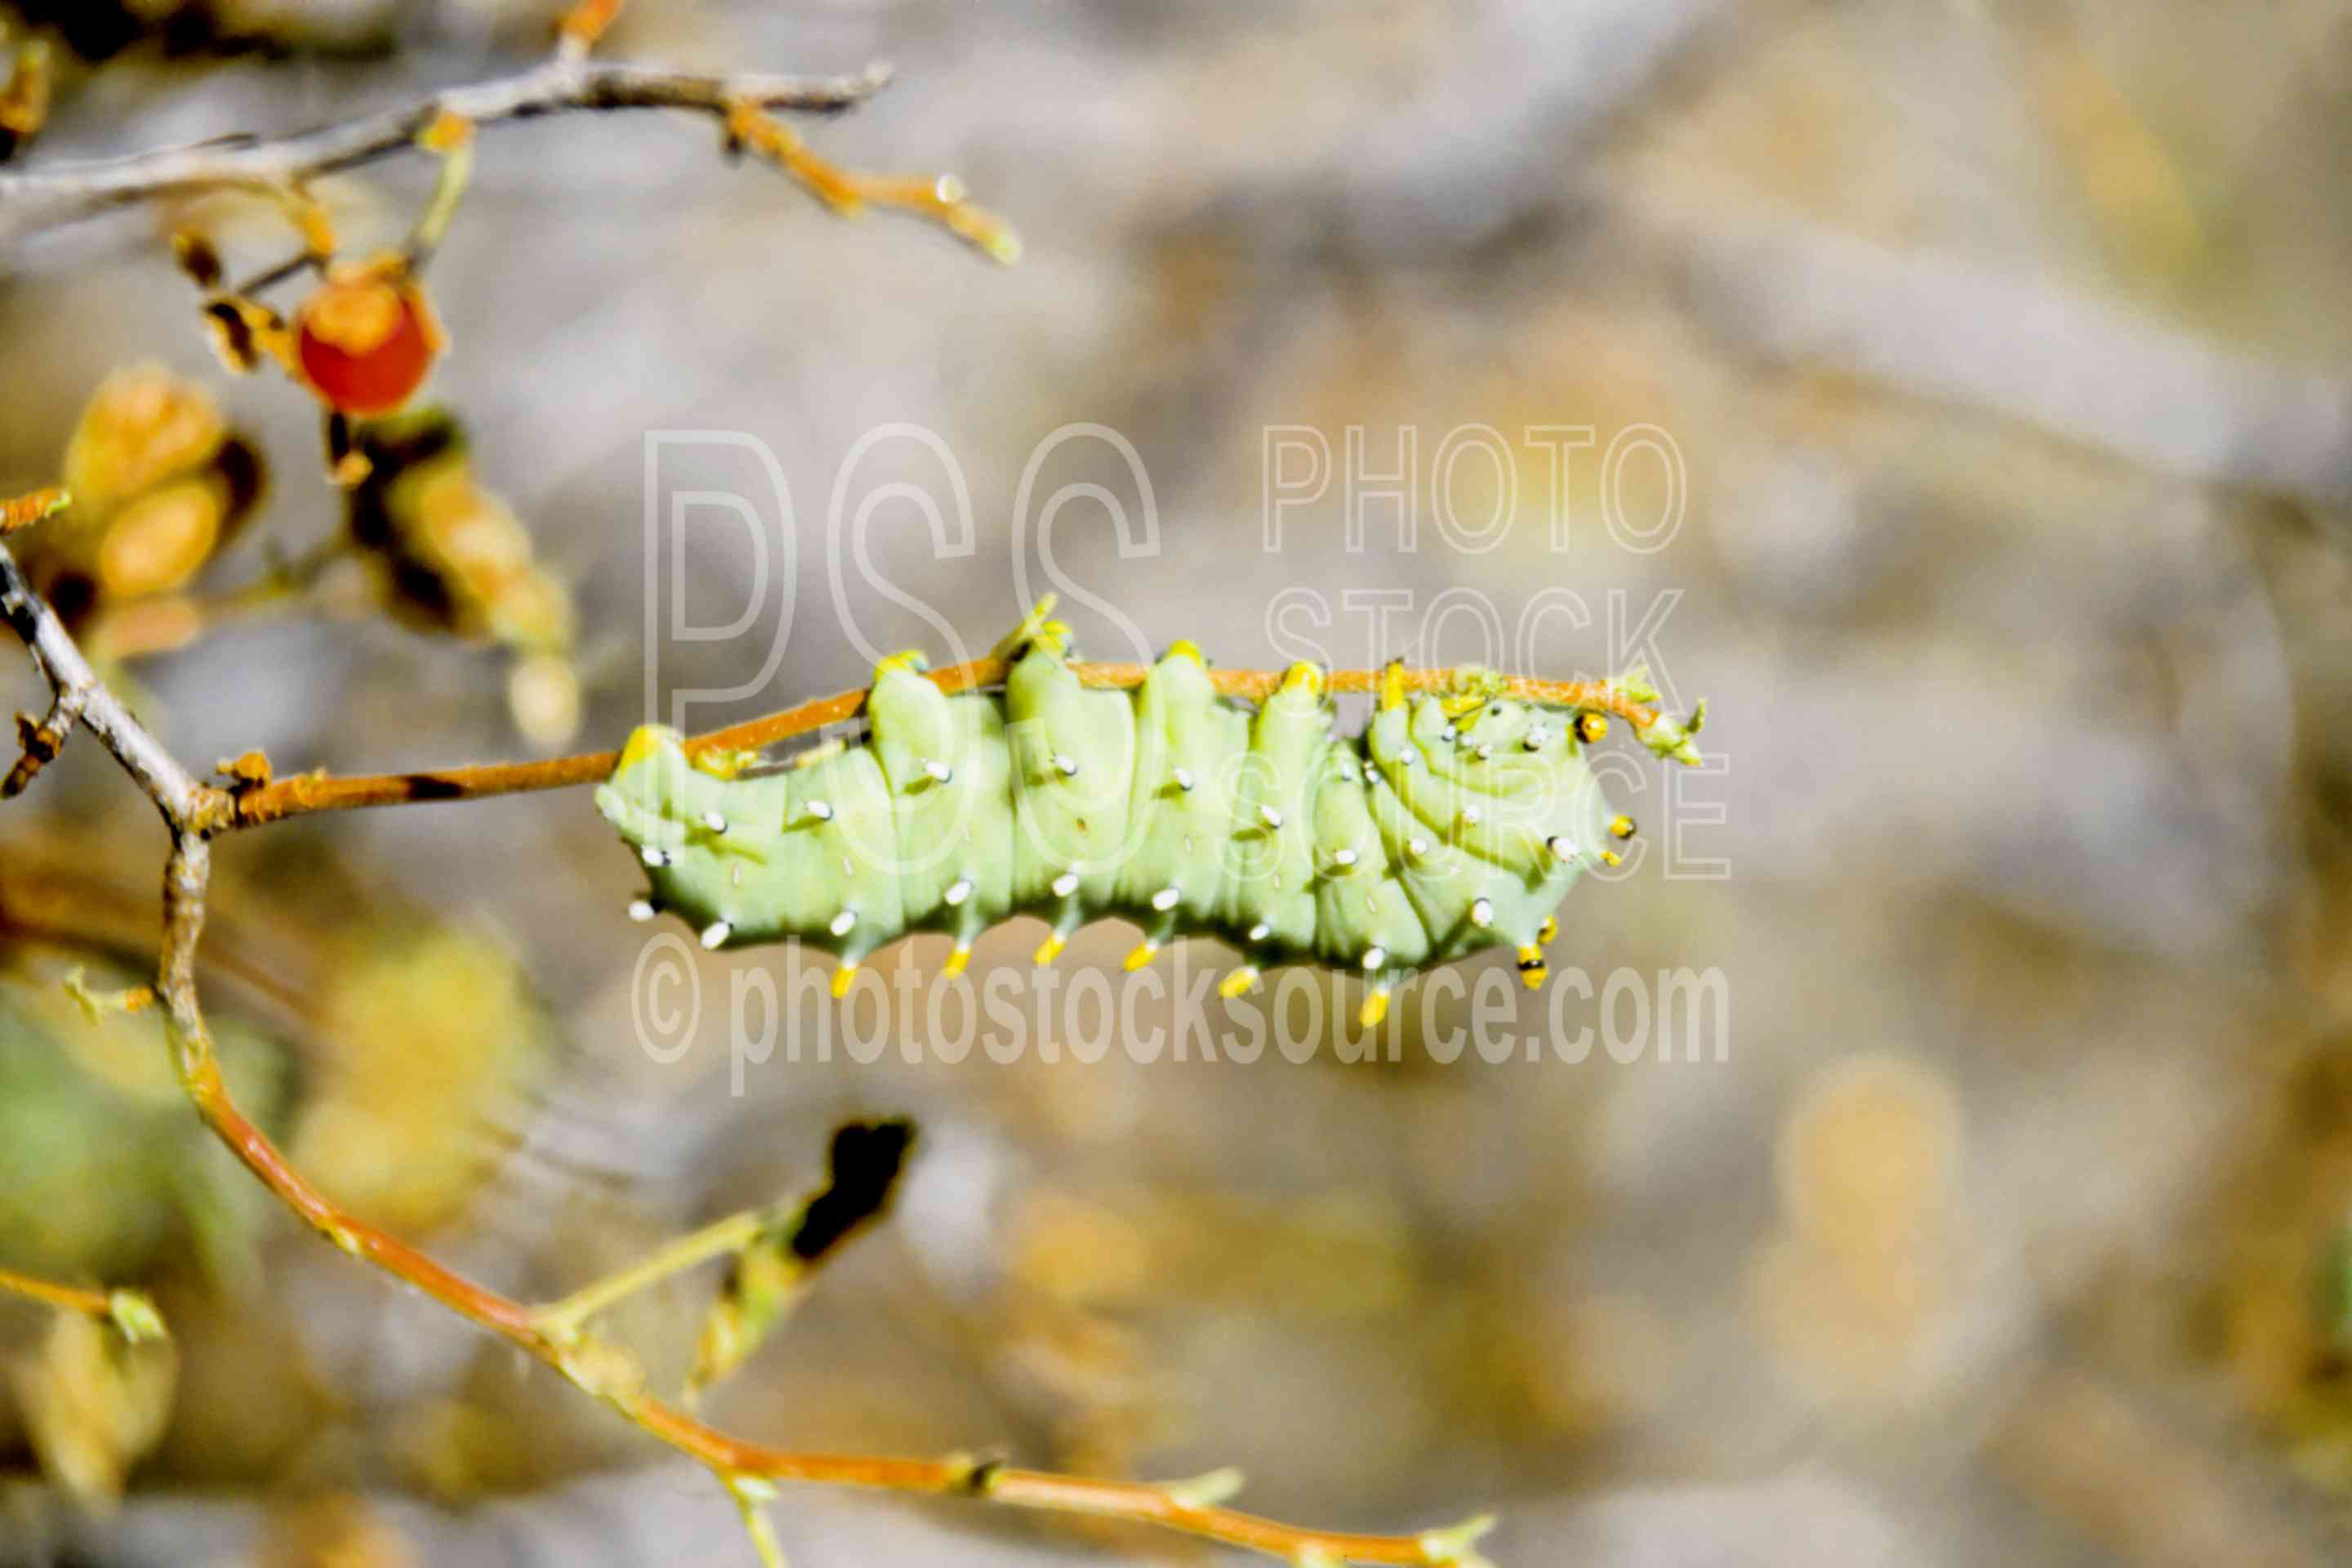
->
[296,273,438,416]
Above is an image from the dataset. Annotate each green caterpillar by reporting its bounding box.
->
[597,604,1701,1026]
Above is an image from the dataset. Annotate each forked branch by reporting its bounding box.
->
[2,521,1500,1564]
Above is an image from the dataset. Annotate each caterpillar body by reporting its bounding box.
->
[598,606,1673,1027]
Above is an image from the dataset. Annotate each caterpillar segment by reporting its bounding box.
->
[866,649,1017,986]
[1110,640,1250,973]
[1004,621,1140,963]
[597,611,1637,1026]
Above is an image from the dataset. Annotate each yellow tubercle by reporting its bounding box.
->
[1575,712,1609,744]
[1166,639,1205,668]
[874,648,930,679]
[991,595,1063,660]
[688,746,762,780]
[831,962,859,1000]
[1609,814,1637,840]
[1218,966,1259,999]
[1034,933,1065,966]
[1517,945,1548,989]
[1379,659,1408,712]
[1280,661,1325,697]
[1440,690,1487,720]
[1359,989,1391,1028]
[1600,849,1622,867]
[1124,942,1160,973]
[943,944,971,978]
[1538,915,1557,947]
[616,724,677,773]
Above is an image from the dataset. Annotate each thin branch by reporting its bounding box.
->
[535,1202,770,1344]
[0,1264,164,1343]
[0,528,1496,1566]
[225,658,1673,826]
[0,536,225,829]
[0,56,893,243]
[0,1264,112,1319]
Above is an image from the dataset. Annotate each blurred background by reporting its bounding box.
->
[2,1,2351,1563]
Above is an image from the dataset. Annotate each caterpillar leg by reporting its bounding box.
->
[1122,888,1188,971]
[1034,866,1086,966]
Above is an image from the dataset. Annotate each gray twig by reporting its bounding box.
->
[0,541,216,826]
[0,56,894,243]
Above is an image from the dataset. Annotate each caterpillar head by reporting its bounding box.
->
[595,724,693,849]
[596,725,755,880]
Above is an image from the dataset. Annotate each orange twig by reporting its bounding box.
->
[0,1264,110,1319]
[0,1263,165,1342]
[154,844,1482,1566]
[225,658,1661,826]
[724,100,1022,263]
